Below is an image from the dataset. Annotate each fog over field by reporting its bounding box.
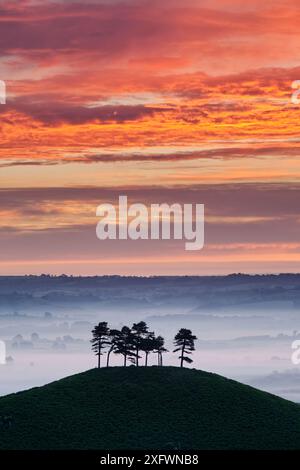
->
[1,274,300,401]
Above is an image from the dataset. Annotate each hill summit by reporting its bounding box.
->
[0,366,300,449]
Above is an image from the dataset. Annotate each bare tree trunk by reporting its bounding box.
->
[145,352,149,367]
[160,352,163,366]
[98,342,101,368]
[124,354,127,367]
[106,349,112,367]
[180,340,186,368]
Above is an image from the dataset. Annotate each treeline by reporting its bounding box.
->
[91,321,197,368]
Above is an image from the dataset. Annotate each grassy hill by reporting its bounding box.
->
[0,366,300,449]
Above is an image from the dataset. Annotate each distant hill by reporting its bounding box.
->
[0,367,300,449]
[1,274,300,315]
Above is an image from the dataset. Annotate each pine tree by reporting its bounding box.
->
[132,321,149,366]
[91,322,110,368]
[114,326,135,366]
[140,333,156,366]
[106,328,121,367]
[153,335,168,366]
[173,328,197,368]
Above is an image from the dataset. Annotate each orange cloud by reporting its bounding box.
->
[1,0,300,274]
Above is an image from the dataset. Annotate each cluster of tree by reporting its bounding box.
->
[91,321,197,368]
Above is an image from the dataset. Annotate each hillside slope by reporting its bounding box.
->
[0,366,300,449]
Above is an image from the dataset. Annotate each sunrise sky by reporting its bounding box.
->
[1,0,300,275]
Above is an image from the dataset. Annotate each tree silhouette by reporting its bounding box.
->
[91,322,110,368]
[140,333,156,366]
[106,329,121,367]
[173,328,197,368]
[153,335,168,366]
[91,321,199,369]
[114,326,135,366]
[132,321,149,366]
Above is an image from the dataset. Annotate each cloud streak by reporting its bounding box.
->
[1,0,300,274]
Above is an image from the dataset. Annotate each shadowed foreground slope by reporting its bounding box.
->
[0,366,300,449]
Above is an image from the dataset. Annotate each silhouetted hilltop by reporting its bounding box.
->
[0,367,300,449]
